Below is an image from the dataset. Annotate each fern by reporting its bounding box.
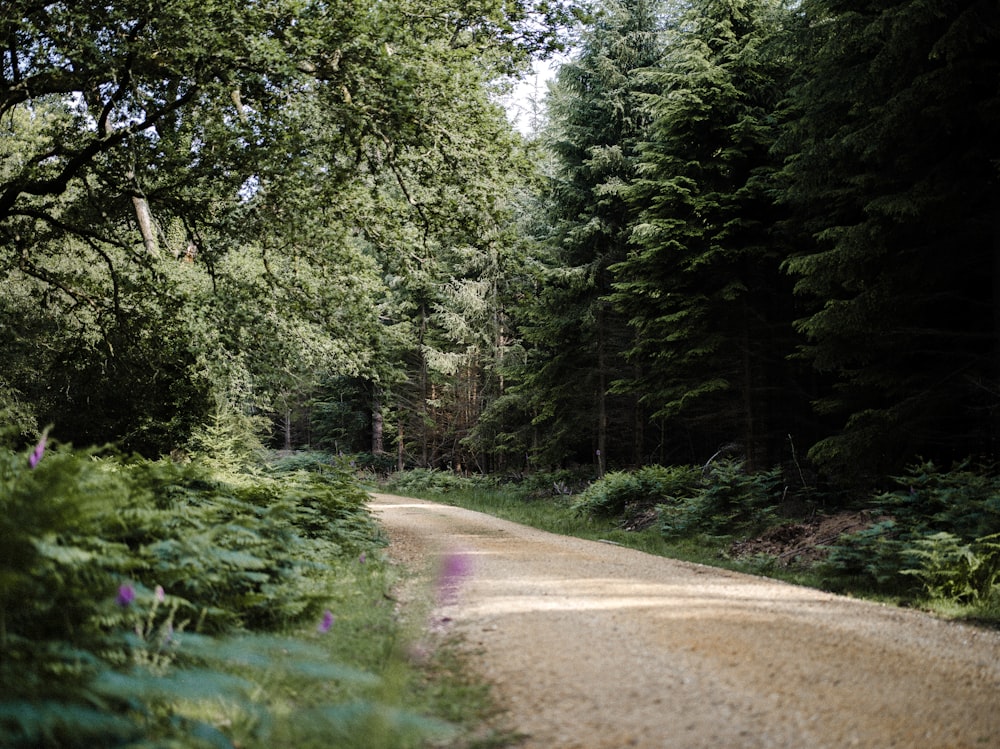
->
[822,461,1000,601]
[384,468,494,495]
[572,465,702,518]
[900,531,1000,604]
[1,438,438,749]
[660,460,782,538]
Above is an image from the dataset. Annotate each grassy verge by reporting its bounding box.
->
[0,439,510,748]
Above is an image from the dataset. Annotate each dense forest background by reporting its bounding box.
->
[3,0,999,491]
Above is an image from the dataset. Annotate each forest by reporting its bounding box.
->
[4,0,999,488]
[2,1,999,745]
[0,0,997,484]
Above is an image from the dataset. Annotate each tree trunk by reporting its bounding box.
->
[741,306,757,471]
[993,202,1000,451]
[371,386,384,455]
[132,195,159,257]
[596,304,608,478]
[397,411,405,472]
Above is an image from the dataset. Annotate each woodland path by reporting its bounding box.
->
[369,493,1000,749]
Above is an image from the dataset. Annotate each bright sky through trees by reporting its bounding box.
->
[503,56,563,133]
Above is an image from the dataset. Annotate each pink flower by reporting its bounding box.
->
[28,433,47,469]
[116,584,136,607]
[317,609,335,633]
[155,585,165,602]
[436,551,471,605]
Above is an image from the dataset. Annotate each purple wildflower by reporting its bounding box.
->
[116,584,136,607]
[436,551,471,605]
[317,609,335,634]
[28,432,47,469]
[155,585,165,602]
[358,552,367,564]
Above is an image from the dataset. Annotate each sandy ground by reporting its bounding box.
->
[369,493,1000,749]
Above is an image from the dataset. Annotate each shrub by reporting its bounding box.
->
[659,461,783,538]
[572,465,701,518]
[505,468,592,499]
[383,468,495,496]
[900,532,1000,603]
[821,461,1000,602]
[0,437,436,748]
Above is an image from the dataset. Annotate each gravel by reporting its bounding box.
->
[370,493,1000,749]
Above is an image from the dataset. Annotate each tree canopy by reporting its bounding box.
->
[4,0,1000,489]
[1,0,567,453]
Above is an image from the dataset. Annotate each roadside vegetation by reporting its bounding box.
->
[0,429,501,749]
[381,461,1000,628]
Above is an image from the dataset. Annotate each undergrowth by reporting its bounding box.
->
[819,461,1000,611]
[0,428,480,748]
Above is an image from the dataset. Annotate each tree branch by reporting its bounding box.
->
[0,85,199,219]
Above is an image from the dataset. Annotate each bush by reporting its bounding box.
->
[383,468,496,495]
[659,461,783,538]
[900,532,1000,603]
[572,465,701,518]
[503,468,592,499]
[821,461,1000,602]
[0,437,437,748]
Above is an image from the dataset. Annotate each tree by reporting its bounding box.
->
[776,0,1000,480]
[522,0,665,471]
[611,0,798,467]
[1,0,570,452]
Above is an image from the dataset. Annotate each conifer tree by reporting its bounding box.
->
[522,0,665,470]
[777,0,1000,479]
[612,0,797,466]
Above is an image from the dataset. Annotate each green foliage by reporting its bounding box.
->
[384,468,497,496]
[822,462,1000,603]
[610,0,799,466]
[572,464,701,518]
[776,0,1000,480]
[504,468,593,499]
[900,532,1000,604]
[820,520,905,591]
[513,0,665,469]
[874,461,1000,539]
[187,406,269,473]
[0,438,449,748]
[659,460,783,538]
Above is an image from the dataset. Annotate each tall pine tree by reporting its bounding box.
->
[520,0,665,471]
[777,0,1000,480]
[612,0,798,467]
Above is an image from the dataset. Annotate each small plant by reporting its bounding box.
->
[820,520,903,590]
[900,532,1000,604]
[384,468,495,496]
[660,460,783,538]
[572,465,702,518]
[821,460,1000,602]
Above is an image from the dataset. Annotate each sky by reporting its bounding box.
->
[502,57,563,134]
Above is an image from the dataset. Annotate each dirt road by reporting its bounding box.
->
[369,493,1000,749]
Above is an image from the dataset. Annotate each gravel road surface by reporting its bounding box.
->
[369,493,1000,749]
